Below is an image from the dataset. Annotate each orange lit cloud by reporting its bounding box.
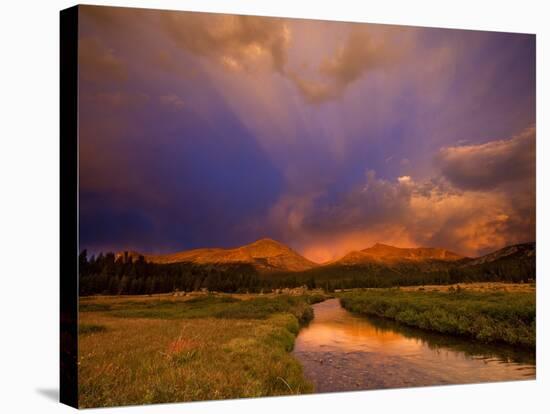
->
[261,127,535,260]
[157,11,418,105]
[288,26,415,103]
[160,12,291,73]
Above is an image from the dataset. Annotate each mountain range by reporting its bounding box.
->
[118,238,535,275]
[119,238,317,272]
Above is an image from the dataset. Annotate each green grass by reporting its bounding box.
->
[79,302,112,312]
[81,295,317,323]
[340,288,535,348]
[78,293,324,407]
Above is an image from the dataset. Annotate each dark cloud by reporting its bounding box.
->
[436,125,535,190]
[302,170,413,232]
[79,37,128,82]
[79,191,156,252]
[76,7,535,260]
[78,90,286,253]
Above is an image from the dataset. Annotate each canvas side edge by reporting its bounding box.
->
[60,4,79,409]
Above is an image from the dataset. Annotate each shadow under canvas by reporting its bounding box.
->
[36,388,60,403]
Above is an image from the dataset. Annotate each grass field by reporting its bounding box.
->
[340,285,535,348]
[78,284,535,407]
[399,282,535,293]
[78,293,324,407]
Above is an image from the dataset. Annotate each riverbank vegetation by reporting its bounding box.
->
[340,287,535,348]
[78,293,324,407]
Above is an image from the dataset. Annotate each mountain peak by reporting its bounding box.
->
[332,243,464,266]
[366,243,401,252]
[248,238,286,248]
[464,242,535,266]
[372,243,391,248]
[118,238,317,272]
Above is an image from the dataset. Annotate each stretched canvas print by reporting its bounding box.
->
[60,4,536,409]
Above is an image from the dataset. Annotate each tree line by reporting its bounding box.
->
[79,250,265,296]
[79,249,535,296]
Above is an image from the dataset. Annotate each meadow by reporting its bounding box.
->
[340,285,535,348]
[78,293,324,407]
[78,283,535,407]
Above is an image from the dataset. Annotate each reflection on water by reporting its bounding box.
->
[293,299,535,392]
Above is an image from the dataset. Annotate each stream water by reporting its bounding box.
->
[293,299,535,392]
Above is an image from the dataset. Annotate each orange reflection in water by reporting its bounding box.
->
[297,299,426,355]
[293,299,535,392]
[298,320,424,354]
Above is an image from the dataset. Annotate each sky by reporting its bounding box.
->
[78,5,536,262]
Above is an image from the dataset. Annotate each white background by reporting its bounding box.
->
[0,0,548,412]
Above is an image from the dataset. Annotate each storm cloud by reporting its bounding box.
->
[265,163,535,261]
[437,126,535,191]
[77,6,536,260]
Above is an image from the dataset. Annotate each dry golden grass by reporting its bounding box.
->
[78,294,316,408]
